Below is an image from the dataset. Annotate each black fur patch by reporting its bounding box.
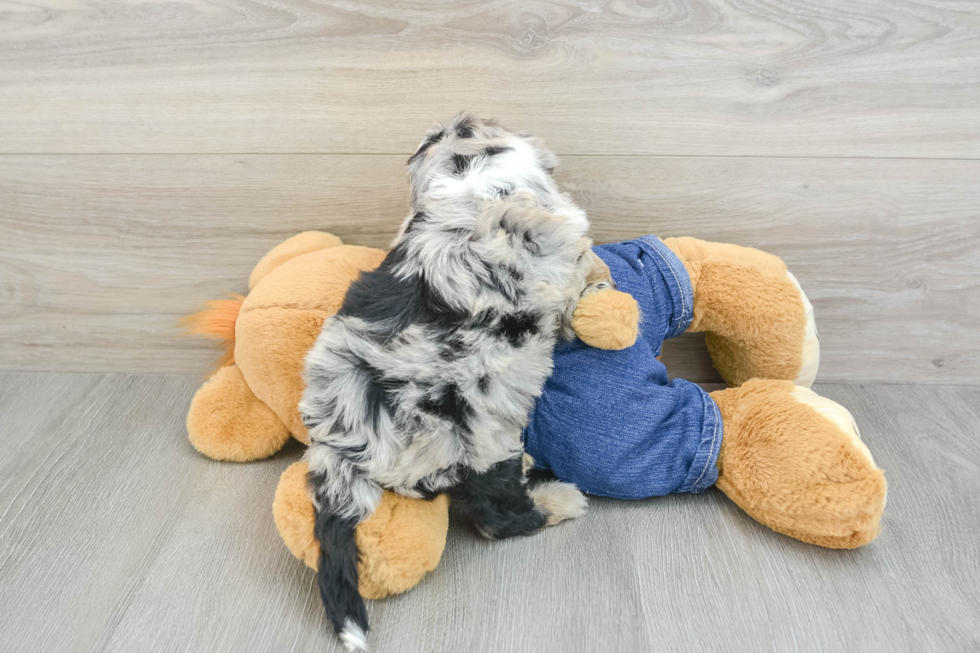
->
[338,244,467,338]
[452,456,547,539]
[483,145,511,157]
[310,474,369,638]
[522,230,541,255]
[353,356,404,430]
[478,375,491,393]
[418,383,474,435]
[451,153,473,176]
[495,311,540,346]
[336,245,418,331]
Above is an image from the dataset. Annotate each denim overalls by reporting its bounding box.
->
[523,236,723,499]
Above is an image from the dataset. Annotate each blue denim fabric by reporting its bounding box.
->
[522,236,723,499]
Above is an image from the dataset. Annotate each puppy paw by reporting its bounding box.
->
[530,481,587,526]
[572,289,639,350]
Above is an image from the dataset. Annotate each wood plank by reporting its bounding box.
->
[1,374,978,652]
[1,0,978,156]
[2,154,977,382]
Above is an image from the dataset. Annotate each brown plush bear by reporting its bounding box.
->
[185,231,885,598]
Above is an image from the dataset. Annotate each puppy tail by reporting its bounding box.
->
[314,507,370,651]
[180,293,245,370]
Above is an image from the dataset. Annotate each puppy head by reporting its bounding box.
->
[406,114,561,210]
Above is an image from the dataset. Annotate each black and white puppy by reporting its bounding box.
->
[300,115,609,651]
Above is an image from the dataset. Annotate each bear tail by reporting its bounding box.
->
[182,293,245,370]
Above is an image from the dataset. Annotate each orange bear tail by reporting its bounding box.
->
[182,293,245,370]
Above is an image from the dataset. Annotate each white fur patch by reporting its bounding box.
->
[340,619,369,652]
[530,481,588,526]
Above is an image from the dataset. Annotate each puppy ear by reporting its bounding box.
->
[517,134,559,174]
[407,126,448,205]
[408,127,444,164]
[540,149,559,175]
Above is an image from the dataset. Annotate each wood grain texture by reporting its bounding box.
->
[1,0,979,156]
[0,373,978,652]
[2,154,977,383]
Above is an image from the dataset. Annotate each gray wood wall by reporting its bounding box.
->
[1,0,978,383]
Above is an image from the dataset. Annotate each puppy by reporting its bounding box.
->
[300,115,611,650]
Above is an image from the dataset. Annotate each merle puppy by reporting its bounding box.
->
[300,115,611,651]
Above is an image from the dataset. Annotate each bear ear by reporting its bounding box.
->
[248,232,342,290]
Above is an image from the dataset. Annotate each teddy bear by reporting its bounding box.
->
[185,231,886,599]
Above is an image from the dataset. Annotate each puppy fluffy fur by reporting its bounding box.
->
[300,115,596,650]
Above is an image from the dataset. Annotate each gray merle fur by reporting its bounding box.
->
[301,114,592,650]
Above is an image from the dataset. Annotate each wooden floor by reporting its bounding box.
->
[1,371,977,653]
